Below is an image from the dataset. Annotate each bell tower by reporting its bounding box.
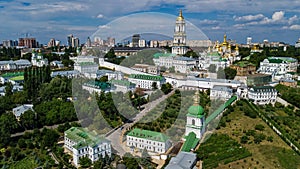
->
[185,90,206,139]
[172,10,187,55]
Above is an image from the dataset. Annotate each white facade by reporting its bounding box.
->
[126,129,171,154]
[258,57,298,76]
[74,62,98,74]
[64,127,111,167]
[0,60,31,71]
[153,55,197,73]
[248,86,277,105]
[31,51,48,67]
[128,74,165,90]
[210,86,233,100]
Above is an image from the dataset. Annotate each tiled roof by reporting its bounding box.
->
[129,74,163,81]
[65,127,109,149]
[127,128,169,142]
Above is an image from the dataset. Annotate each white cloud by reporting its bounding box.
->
[199,19,218,25]
[290,25,300,30]
[272,11,285,21]
[234,14,265,21]
[96,14,104,18]
[288,15,298,24]
[212,26,221,30]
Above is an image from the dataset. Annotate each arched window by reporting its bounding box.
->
[192,119,195,125]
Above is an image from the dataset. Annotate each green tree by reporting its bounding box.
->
[217,68,225,79]
[224,67,237,79]
[79,156,92,168]
[20,110,36,129]
[152,82,158,90]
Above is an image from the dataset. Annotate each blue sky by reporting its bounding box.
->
[1,0,300,45]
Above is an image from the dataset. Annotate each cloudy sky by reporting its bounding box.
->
[1,0,300,45]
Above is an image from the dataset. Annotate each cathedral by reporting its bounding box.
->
[172,10,188,55]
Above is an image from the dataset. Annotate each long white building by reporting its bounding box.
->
[128,74,165,89]
[64,127,111,167]
[126,128,172,154]
[258,57,298,75]
[248,86,277,105]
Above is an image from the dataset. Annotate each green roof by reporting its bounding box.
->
[129,74,163,81]
[127,128,169,142]
[181,132,199,152]
[109,80,135,87]
[205,96,237,125]
[207,52,221,57]
[84,81,111,90]
[153,53,176,59]
[65,127,108,149]
[187,105,204,118]
[267,57,297,63]
[234,61,256,67]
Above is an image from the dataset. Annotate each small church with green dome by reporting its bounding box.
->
[185,90,206,139]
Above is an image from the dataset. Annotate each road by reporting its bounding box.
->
[106,90,175,156]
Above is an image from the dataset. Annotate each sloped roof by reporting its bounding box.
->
[127,128,169,143]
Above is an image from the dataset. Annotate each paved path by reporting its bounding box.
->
[106,90,175,156]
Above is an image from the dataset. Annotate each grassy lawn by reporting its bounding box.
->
[214,100,300,169]
[196,133,251,169]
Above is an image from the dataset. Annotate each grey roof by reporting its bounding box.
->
[51,70,80,77]
[0,60,14,65]
[12,104,34,118]
[174,57,196,61]
[0,86,5,92]
[96,69,113,75]
[165,152,197,169]
[14,59,31,65]
[212,85,233,92]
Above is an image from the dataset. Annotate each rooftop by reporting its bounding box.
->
[127,128,169,142]
[267,57,298,63]
[174,57,196,61]
[181,132,199,152]
[129,74,163,81]
[77,62,98,66]
[84,81,111,90]
[250,86,277,92]
[165,152,197,169]
[65,127,109,149]
[109,79,135,87]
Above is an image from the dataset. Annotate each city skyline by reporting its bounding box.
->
[1,0,300,44]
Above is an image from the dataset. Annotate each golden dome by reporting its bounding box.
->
[176,10,184,21]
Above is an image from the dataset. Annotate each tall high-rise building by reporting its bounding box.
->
[67,34,73,47]
[48,38,56,47]
[2,40,18,47]
[247,37,252,45]
[172,10,187,55]
[86,37,91,47]
[132,34,140,47]
[18,38,37,48]
[71,37,80,48]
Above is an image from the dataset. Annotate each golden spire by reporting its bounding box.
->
[176,9,184,21]
[193,90,200,106]
[223,34,227,43]
[235,44,239,50]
